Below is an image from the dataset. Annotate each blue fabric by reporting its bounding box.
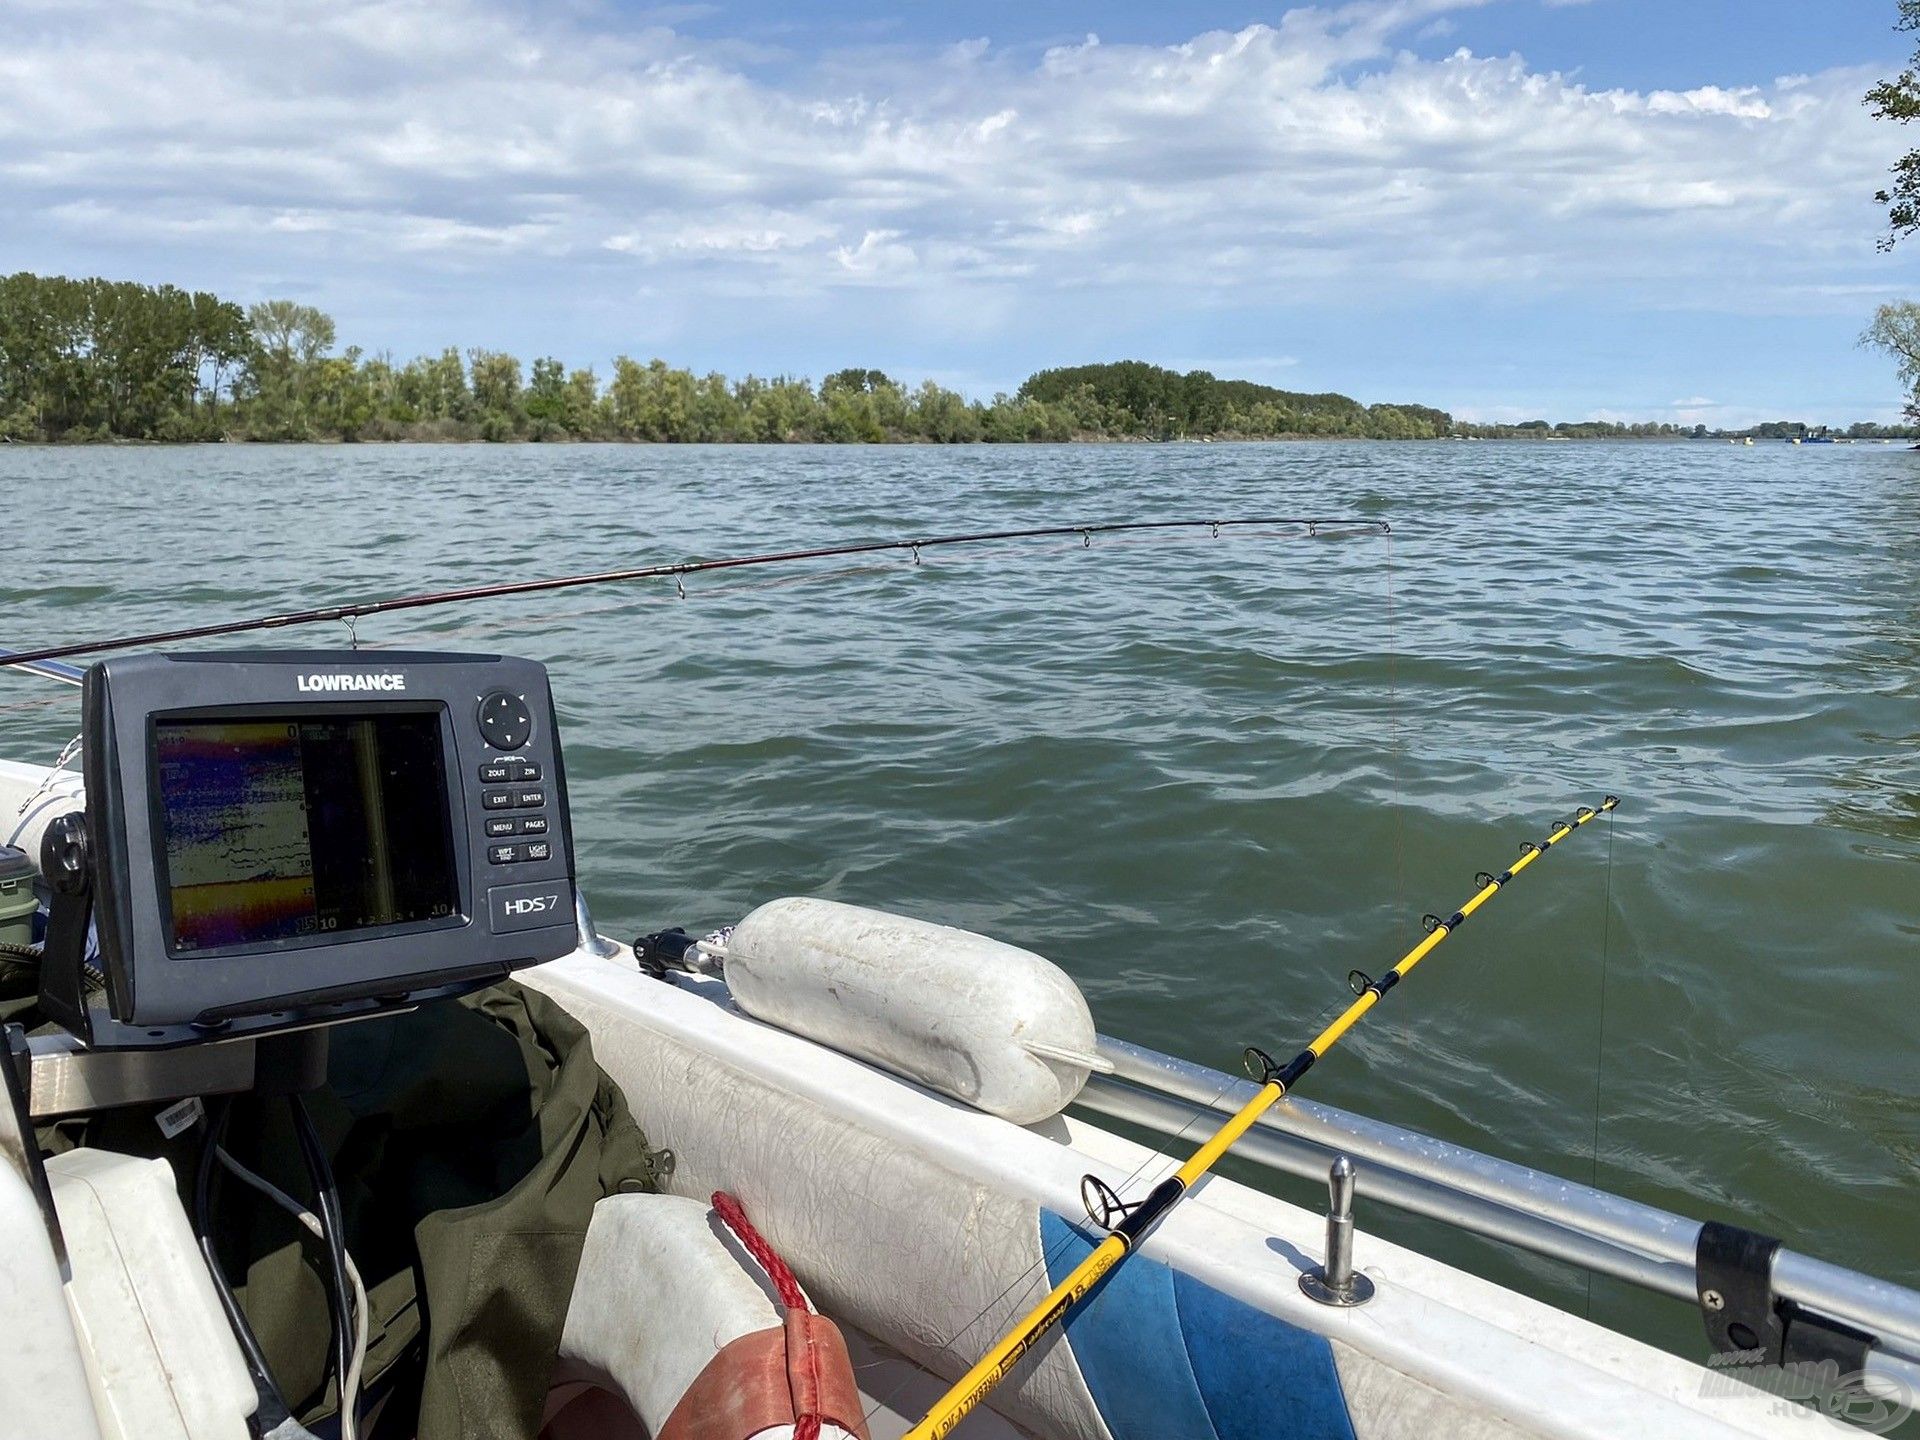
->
[1172,1268,1357,1440]
[1040,1211,1220,1440]
[1041,1210,1356,1440]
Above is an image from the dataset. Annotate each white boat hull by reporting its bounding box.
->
[523,947,1840,1439]
[0,758,1873,1438]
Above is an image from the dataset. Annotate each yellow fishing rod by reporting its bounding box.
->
[903,796,1619,1440]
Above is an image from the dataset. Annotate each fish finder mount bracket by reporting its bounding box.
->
[36,810,99,1046]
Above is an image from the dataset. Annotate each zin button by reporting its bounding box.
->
[513,762,543,782]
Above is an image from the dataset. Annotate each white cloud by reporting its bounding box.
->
[0,0,1906,370]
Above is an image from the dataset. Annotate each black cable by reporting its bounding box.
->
[289,1094,356,1435]
[194,1095,296,1431]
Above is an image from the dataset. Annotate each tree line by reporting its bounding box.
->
[0,274,1459,443]
[1,271,1909,444]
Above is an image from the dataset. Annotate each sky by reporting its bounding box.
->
[5,0,1920,426]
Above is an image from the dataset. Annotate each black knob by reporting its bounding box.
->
[41,812,92,896]
[477,690,534,751]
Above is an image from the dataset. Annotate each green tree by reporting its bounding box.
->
[1861,301,1920,418]
[564,368,601,437]
[241,299,337,438]
[524,356,569,437]
[1867,0,1920,247]
[908,379,982,442]
[308,348,375,439]
[190,291,249,429]
[467,349,524,440]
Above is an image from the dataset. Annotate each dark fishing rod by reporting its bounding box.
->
[0,515,1387,672]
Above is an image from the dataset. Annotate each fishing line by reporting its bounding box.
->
[358,560,907,650]
[905,800,1618,1439]
[0,516,1389,671]
[861,522,1390,1418]
[0,514,1385,1418]
[1386,525,1405,910]
[858,1060,1248,1430]
[1583,799,1618,1321]
[350,526,1348,655]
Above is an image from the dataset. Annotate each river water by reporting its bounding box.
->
[3,439,1915,1362]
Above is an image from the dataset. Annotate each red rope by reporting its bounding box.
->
[712,1190,809,1310]
[711,1192,824,1439]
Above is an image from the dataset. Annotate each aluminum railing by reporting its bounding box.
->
[0,650,83,686]
[1078,1034,1920,1394]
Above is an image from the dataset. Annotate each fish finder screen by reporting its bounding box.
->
[153,714,459,953]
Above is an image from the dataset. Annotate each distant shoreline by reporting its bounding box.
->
[2,432,1896,448]
[6,272,1912,446]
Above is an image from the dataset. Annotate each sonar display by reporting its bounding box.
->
[154,714,458,952]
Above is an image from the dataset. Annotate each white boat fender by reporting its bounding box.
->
[554,1190,867,1440]
[722,897,1108,1124]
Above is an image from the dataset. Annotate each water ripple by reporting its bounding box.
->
[3,438,1916,1340]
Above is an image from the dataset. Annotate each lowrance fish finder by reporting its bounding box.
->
[37,650,579,1049]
